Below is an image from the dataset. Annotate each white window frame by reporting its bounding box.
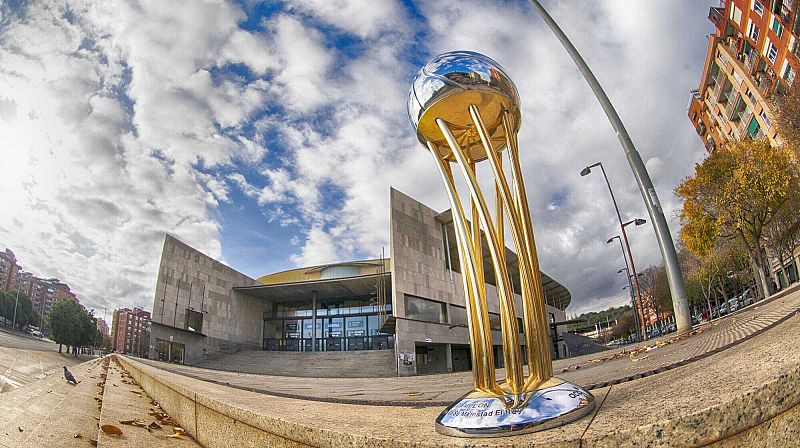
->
[766,41,778,63]
[731,5,743,24]
[770,16,784,38]
[747,19,760,42]
[761,111,772,130]
[753,0,765,17]
[783,63,795,86]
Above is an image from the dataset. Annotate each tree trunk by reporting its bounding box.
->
[749,251,770,300]
[58,343,62,354]
[777,251,789,289]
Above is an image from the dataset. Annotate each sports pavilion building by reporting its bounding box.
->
[148,189,574,377]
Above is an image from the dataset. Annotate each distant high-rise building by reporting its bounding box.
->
[95,317,110,337]
[0,248,20,292]
[32,277,77,319]
[688,0,798,152]
[111,307,151,356]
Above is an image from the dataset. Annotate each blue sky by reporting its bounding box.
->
[0,0,714,315]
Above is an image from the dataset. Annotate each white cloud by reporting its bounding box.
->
[0,0,715,317]
[0,0,282,311]
[286,0,405,39]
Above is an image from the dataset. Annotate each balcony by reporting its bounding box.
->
[713,79,727,102]
[773,1,793,25]
[705,138,716,152]
[708,6,725,30]
[725,93,741,118]
[737,111,754,139]
[717,42,774,103]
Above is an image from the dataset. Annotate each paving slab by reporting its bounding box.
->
[118,302,800,447]
[580,312,800,446]
[0,358,105,448]
[136,287,800,407]
[123,354,612,447]
[0,358,102,432]
[97,356,200,447]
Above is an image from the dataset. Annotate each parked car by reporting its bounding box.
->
[741,288,755,306]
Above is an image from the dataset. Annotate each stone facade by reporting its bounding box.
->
[389,188,568,376]
[147,189,570,376]
[148,235,264,364]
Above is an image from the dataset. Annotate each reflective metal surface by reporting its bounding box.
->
[408,51,521,161]
[409,51,595,437]
[436,379,595,438]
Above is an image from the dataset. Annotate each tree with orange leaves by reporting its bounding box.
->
[676,139,797,299]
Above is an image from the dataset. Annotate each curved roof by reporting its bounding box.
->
[257,259,388,285]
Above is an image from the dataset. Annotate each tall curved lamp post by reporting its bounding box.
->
[609,237,643,341]
[409,51,594,437]
[529,0,692,333]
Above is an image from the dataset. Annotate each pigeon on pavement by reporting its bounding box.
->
[63,366,78,385]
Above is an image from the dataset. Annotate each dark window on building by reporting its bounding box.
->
[404,295,447,323]
[450,305,468,326]
[185,309,203,333]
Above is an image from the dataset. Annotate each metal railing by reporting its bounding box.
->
[263,335,394,352]
[725,93,740,118]
[375,255,389,329]
[737,111,754,139]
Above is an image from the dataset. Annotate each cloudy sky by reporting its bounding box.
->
[0,0,713,317]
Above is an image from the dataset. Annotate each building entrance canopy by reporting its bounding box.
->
[233,273,389,303]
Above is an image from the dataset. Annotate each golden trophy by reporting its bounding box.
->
[408,51,595,437]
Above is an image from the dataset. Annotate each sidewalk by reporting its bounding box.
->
[139,284,800,406]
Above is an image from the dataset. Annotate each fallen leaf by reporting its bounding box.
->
[147,421,161,430]
[18,427,23,432]
[120,419,147,427]
[89,439,98,447]
[74,433,82,438]
[101,424,123,435]
[166,433,183,438]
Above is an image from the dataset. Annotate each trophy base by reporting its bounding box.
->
[435,378,595,438]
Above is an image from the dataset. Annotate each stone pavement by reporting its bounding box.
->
[0,328,94,392]
[120,307,800,447]
[0,354,199,447]
[139,285,800,407]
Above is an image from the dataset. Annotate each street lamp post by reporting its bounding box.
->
[608,235,640,339]
[530,0,692,333]
[616,266,641,341]
[585,161,647,339]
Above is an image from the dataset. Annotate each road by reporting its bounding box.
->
[0,327,93,393]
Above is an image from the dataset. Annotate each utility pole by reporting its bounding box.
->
[12,274,22,331]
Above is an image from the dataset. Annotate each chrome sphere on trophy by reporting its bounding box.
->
[408,51,595,437]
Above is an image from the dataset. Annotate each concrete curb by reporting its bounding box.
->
[116,344,800,448]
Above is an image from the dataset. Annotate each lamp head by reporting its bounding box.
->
[606,237,616,244]
[580,166,591,176]
[408,51,520,162]
[617,268,625,274]
[634,218,647,226]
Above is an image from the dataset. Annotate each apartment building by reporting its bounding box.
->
[31,278,77,318]
[0,249,20,292]
[111,307,151,356]
[688,0,798,151]
[96,317,110,337]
